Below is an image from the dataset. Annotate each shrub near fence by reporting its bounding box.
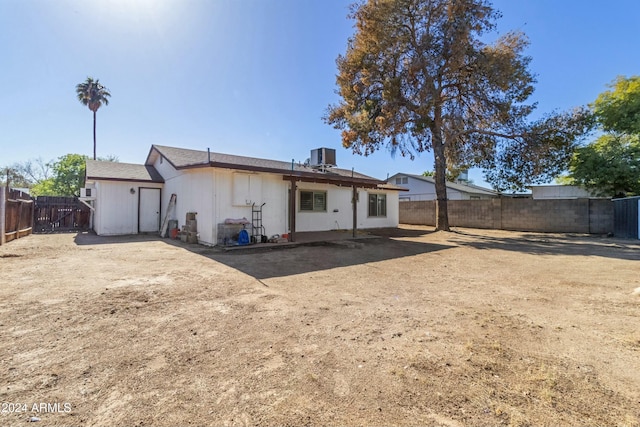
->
[0,187,34,245]
[400,198,614,234]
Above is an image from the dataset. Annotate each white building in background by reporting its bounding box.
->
[388,173,498,201]
[529,185,600,200]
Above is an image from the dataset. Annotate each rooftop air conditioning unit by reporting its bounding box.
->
[310,148,337,168]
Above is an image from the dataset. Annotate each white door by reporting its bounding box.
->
[139,188,161,233]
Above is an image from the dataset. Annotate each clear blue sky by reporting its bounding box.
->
[1,0,639,187]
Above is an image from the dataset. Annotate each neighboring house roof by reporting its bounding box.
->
[377,183,410,191]
[389,173,498,196]
[146,144,390,189]
[86,159,164,183]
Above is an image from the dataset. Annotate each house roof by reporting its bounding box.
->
[146,144,390,189]
[389,173,498,196]
[85,159,164,183]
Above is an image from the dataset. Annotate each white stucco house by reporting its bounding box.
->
[85,145,402,245]
[84,161,164,235]
[388,173,498,201]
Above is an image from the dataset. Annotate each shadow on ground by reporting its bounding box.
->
[73,232,179,246]
[367,227,436,238]
[69,227,639,281]
[450,229,640,261]
[202,237,452,280]
[70,229,451,280]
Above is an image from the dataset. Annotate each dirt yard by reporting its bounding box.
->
[1,226,639,426]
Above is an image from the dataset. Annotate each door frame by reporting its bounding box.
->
[138,187,161,233]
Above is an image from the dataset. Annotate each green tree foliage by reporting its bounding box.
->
[592,76,640,135]
[563,76,640,197]
[29,178,56,196]
[325,0,592,230]
[76,77,111,160]
[3,155,117,196]
[567,134,640,197]
[31,154,88,197]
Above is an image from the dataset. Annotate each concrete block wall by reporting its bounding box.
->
[500,198,590,233]
[448,199,501,230]
[400,200,435,225]
[589,199,615,234]
[399,198,614,234]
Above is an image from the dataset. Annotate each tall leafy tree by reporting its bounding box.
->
[5,155,117,196]
[31,154,87,197]
[76,77,111,160]
[325,0,592,230]
[592,75,640,135]
[567,134,640,197]
[563,76,640,197]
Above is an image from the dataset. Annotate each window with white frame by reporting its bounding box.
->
[300,191,327,212]
[368,193,387,217]
[394,176,409,184]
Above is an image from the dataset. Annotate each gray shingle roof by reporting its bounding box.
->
[148,145,381,182]
[86,159,164,183]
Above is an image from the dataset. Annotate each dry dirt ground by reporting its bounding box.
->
[1,226,639,427]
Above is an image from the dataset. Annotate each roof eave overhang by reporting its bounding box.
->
[377,184,410,191]
[146,145,181,170]
[175,161,385,188]
[86,176,165,184]
[282,173,384,189]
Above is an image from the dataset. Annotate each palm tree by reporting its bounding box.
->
[76,77,111,160]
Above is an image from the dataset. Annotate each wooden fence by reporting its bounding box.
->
[0,187,34,245]
[33,196,91,233]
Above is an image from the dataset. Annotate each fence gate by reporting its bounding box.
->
[34,196,91,233]
[613,196,640,239]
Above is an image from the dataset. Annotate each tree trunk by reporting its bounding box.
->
[93,110,97,160]
[431,122,450,231]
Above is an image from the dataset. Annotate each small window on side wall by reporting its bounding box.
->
[368,193,387,217]
[300,191,326,212]
[395,176,409,184]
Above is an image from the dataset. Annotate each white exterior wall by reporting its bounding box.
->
[157,165,216,245]
[295,183,353,232]
[392,176,498,200]
[153,156,398,245]
[154,159,289,246]
[295,184,398,232]
[531,185,595,199]
[395,178,465,201]
[362,189,399,229]
[93,180,163,235]
[215,170,288,242]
